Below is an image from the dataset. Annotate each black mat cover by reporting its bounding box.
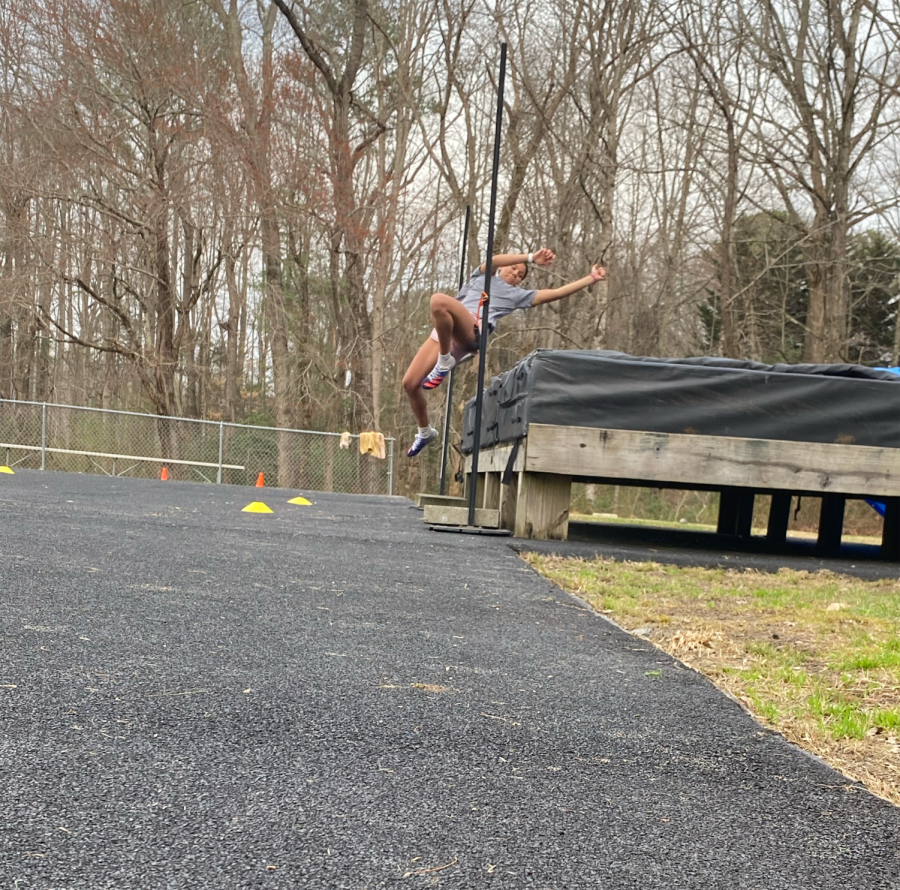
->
[461,350,900,453]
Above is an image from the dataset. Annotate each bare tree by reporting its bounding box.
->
[742,0,900,362]
[668,0,760,358]
[273,0,379,429]
[492,0,584,252]
[539,0,664,353]
[0,3,42,400]
[365,0,439,430]
[207,0,299,478]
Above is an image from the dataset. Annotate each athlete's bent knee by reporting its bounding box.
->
[430,292,453,314]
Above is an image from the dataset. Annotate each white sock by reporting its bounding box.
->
[437,352,453,370]
[418,425,433,437]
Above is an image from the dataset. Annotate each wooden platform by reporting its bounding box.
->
[461,424,900,560]
[422,505,500,528]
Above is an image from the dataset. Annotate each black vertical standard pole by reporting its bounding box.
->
[439,205,471,496]
[467,42,507,528]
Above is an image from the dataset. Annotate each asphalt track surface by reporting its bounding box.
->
[2,470,899,889]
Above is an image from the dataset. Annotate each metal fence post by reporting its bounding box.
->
[387,438,394,496]
[217,421,224,484]
[41,403,47,471]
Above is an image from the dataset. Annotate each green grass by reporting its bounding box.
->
[571,512,718,533]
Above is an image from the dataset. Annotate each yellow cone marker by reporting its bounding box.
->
[242,501,273,514]
[0,466,13,474]
[288,496,312,506]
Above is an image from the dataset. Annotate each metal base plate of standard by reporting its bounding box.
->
[428,525,512,536]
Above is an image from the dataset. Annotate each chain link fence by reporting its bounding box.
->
[0,399,394,495]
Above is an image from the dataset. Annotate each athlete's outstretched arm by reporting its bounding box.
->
[532,264,606,306]
[479,248,556,274]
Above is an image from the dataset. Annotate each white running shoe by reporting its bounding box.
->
[407,426,439,457]
[422,357,456,390]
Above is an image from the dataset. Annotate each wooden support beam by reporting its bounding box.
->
[717,487,755,536]
[515,472,571,540]
[717,488,737,535]
[464,473,482,507]
[817,495,846,556]
[483,473,501,511]
[766,492,793,546]
[525,424,900,496]
[882,498,900,562]
[738,492,755,536]
[499,473,518,532]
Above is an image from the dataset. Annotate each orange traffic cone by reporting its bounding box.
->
[160,466,169,481]
[256,472,265,488]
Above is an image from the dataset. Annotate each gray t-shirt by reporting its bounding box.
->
[457,269,537,332]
